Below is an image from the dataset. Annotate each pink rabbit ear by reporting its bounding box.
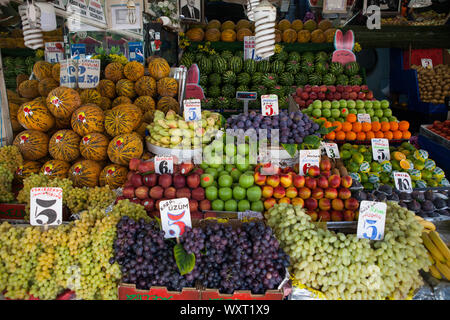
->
[186,64,200,84]
[334,29,343,50]
[342,31,354,51]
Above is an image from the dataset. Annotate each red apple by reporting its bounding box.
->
[264,198,277,210]
[285,186,298,199]
[172,174,186,189]
[298,187,311,199]
[319,85,328,92]
[273,186,286,199]
[199,199,211,211]
[325,187,338,199]
[341,175,353,188]
[366,91,373,99]
[138,161,155,174]
[141,198,155,211]
[331,210,344,221]
[309,92,318,100]
[295,96,302,105]
[164,186,177,199]
[305,177,317,189]
[296,87,303,96]
[321,170,331,179]
[301,92,309,100]
[135,186,149,200]
[343,210,355,221]
[320,159,332,171]
[349,92,358,100]
[298,100,306,108]
[291,197,304,208]
[304,85,312,92]
[336,85,344,93]
[280,174,293,188]
[180,163,194,175]
[334,92,342,100]
[190,211,203,220]
[143,173,158,187]
[318,198,331,211]
[312,188,324,200]
[307,210,319,222]
[254,171,267,186]
[318,210,331,222]
[130,198,141,204]
[129,158,141,171]
[344,85,352,93]
[130,173,143,188]
[317,175,329,189]
[306,99,314,106]
[361,85,369,91]
[352,85,361,92]
[331,198,344,211]
[186,173,201,189]
[149,186,164,200]
[293,174,305,188]
[193,168,204,175]
[123,186,135,199]
[312,85,320,93]
[318,92,326,100]
[342,92,350,100]
[305,198,318,210]
[191,187,205,201]
[345,198,359,210]
[326,92,334,100]
[338,187,352,200]
[189,199,198,212]
[176,187,191,199]
[266,175,280,188]
[327,85,336,93]
[358,92,366,100]
[328,174,341,188]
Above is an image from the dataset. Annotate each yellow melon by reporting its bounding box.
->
[291,19,303,32]
[277,19,291,32]
[186,28,204,42]
[221,20,235,31]
[236,19,251,30]
[297,30,311,43]
[221,29,236,42]
[282,29,297,43]
[237,28,253,42]
[205,28,221,42]
[207,19,221,30]
[311,29,326,43]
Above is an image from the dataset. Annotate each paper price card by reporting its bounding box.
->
[371,138,390,162]
[299,149,321,176]
[243,36,266,61]
[393,171,413,193]
[320,142,327,156]
[159,198,191,239]
[154,156,174,174]
[183,99,201,121]
[324,142,340,159]
[77,59,100,89]
[357,113,371,123]
[261,94,279,117]
[421,58,433,68]
[357,201,386,241]
[30,187,63,226]
[44,42,64,63]
[237,210,264,221]
[59,59,77,88]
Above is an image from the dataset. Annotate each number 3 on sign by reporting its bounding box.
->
[261,94,279,117]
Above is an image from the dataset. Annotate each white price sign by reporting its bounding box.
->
[421,58,433,68]
[371,138,390,162]
[243,36,266,61]
[324,142,340,159]
[357,114,371,123]
[159,198,192,239]
[59,59,77,88]
[393,171,413,193]
[44,42,64,63]
[320,142,327,156]
[237,210,264,221]
[299,149,321,176]
[77,59,100,88]
[357,201,387,241]
[261,94,279,117]
[183,99,202,121]
[30,187,63,226]
[155,156,174,174]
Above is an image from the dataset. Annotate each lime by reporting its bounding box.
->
[413,160,425,171]
[363,152,372,162]
[391,159,401,171]
[238,199,251,212]
[379,172,390,184]
[427,179,439,187]
[341,150,352,160]
[342,143,353,150]
[352,152,364,164]
[363,182,374,190]
[347,161,360,173]
[224,199,238,211]
[251,200,264,213]
[218,175,233,187]
[211,199,224,211]
[370,162,382,173]
[360,172,368,183]
[421,169,432,180]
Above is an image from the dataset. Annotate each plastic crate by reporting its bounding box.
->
[118,284,201,300]
[419,124,450,150]
[418,134,450,175]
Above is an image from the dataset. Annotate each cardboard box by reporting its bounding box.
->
[118,284,201,300]
[0,203,26,220]
[200,288,284,300]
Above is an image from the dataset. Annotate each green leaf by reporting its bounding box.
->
[281,143,298,158]
[314,119,326,126]
[319,125,337,135]
[174,243,195,275]
[153,216,162,230]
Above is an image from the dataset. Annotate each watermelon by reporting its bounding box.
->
[237,73,251,85]
[270,85,285,97]
[349,75,363,85]
[236,85,249,92]
[251,72,264,85]
[199,74,209,87]
[329,62,344,75]
[229,56,243,73]
[336,74,349,85]
[345,62,360,76]
[301,61,315,74]
[221,50,234,60]
[315,62,328,75]
[308,74,322,85]
[323,73,336,85]
[272,51,289,62]
[286,60,301,73]
[295,73,308,86]
[216,97,230,109]
[262,74,278,87]
[202,98,215,109]
[315,51,329,63]
[198,57,212,74]
[271,60,285,74]
[280,73,294,86]
[244,59,257,74]
[209,73,221,86]
[254,85,267,96]
[213,57,228,73]
[256,60,270,73]
[221,84,236,98]
[302,52,315,63]
[288,51,302,62]
[208,86,221,98]
[222,71,236,84]
[235,50,244,57]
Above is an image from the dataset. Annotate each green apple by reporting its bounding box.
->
[205,186,218,200]
[337,117,345,123]
[312,100,322,109]
[328,117,335,122]
[205,167,219,179]
[218,187,233,201]
[201,174,215,188]
[389,116,397,122]
[371,116,380,122]
[224,144,236,157]
[312,109,322,118]
[224,199,238,211]
[211,199,224,211]
[232,186,247,200]
[331,109,341,119]
[383,109,392,117]
[367,109,375,117]
[359,109,366,114]
[373,100,381,109]
[225,164,234,173]
[322,109,331,118]
[374,109,384,118]
[339,99,347,108]
[239,173,254,189]
[322,100,331,109]
[347,100,356,109]
[331,101,340,109]
[218,170,229,177]
[349,108,357,115]
[356,100,365,109]
[251,200,264,213]
[364,101,373,109]
[236,156,250,172]
[218,174,233,187]
[340,108,349,117]
[380,117,389,123]
[380,100,389,109]
[246,186,262,202]
[237,143,249,156]
[230,168,242,182]
[238,199,251,212]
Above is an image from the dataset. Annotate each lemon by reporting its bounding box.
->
[359,161,371,173]
[393,151,406,161]
[358,146,368,153]
[433,167,445,180]
[421,169,432,180]
[368,173,380,183]
[381,161,392,173]
[341,150,352,160]
[352,152,364,164]
[408,169,421,181]
[414,149,428,161]
[413,160,425,170]
[342,143,353,150]
[424,159,436,170]
[399,159,412,170]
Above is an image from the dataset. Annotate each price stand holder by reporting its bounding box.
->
[261,94,279,117]
[299,149,321,176]
[324,142,340,159]
[77,59,100,89]
[30,187,63,226]
[393,171,413,193]
[183,99,201,121]
[357,114,371,123]
[371,138,390,162]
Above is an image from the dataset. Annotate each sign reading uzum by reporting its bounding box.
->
[159,198,191,239]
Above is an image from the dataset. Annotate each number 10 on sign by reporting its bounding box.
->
[261,95,279,116]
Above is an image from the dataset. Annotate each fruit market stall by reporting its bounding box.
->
[0,0,450,303]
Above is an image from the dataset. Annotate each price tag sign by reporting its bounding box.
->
[299,149,321,176]
[159,198,192,239]
[393,171,413,193]
[244,36,266,61]
[421,58,433,68]
[237,210,264,221]
[357,114,371,123]
[30,187,63,226]
[77,59,100,88]
[44,42,64,63]
[320,142,327,156]
[357,201,386,241]
[183,99,202,121]
[324,142,340,159]
[261,94,279,117]
[70,43,86,60]
[371,138,390,162]
[155,156,174,174]
[59,59,77,88]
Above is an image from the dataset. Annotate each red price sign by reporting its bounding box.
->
[261,94,279,117]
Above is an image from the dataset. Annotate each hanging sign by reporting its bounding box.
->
[77,59,100,89]
[184,99,202,121]
[159,198,192,239]
[59,59,77,88]
[299,149,321,176]
[128,42,144,63]
[244,36,266,61]
[421,58,433,68]
[87,0,106,24]
[30,187,63,226]
[70,44,86,59]
[66,0,88,16]
[371,138,390,162]
[155,156,174,174]
[45,42,64,63]
[51,0,66,10]
[261,94,279,117]
[357,201,386,241]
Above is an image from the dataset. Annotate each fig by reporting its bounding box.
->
[378,184,393,196]
[427,211,440,218]
[353,190,367,201]
[411,190,425,202]
[387,193,399,201]
[416,211,429,218]
[374,191,387,202]
[399,192,412,201]
[437,209,450,216]
[424,190,435,201]
[433,198,446,209]
[422,200,435,212]
[407,200,421,212]
[366,193,377,201]
[398,201,408,208]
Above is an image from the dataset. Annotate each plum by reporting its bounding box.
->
[399,201,408,208]
[366,193,377,201]
[437,209,450,216]
[427,211,440,218]
[378,185,393,196]
[411,190,425,202]
[374,191,387,202]
[422,200,435,212]
[407,200,421,212]
[424,190,435,201]
[433,198,446,209]
[353,190,367,201]
[387,193,399,201]
[399,192,412,201]
[416,211,429,218]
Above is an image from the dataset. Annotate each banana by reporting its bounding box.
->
[429,264,442,280]
[427,252,435,264]
[422,232,446,263]
[420,220,436,231]
[414,215,424,221]
[429,231,450,261]
[435,260,450,280]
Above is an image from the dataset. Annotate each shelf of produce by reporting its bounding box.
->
[327,139,409,145]
[189,41,334,52]
[146,141,202,162]
[118,284,201,300]
[342,25,450,49]
[420,124,450,150]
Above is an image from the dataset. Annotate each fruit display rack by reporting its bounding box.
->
[420,125,450,150]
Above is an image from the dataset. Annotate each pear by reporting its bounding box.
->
[160,136,171,145]
[165,110,177,120]
[166,120,178,129]
[201,119,207,128]
[159,129,170,137]
[193,137,202,147]
[153,134,162,141]
[169,128,183,136]
[157,119,169,129]
[202,110,211,118]
[154,110,165,120]
[187,121,198,130]
[181,129,194,138]
[195,127,206,137]
[170,136,182,145]
[210,113,221,122]
[178,119,189,129]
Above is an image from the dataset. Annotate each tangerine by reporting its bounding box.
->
[356,132,366,141]
[402,130,411,139]
[371,121,381,132]
[332,121,342,131]
[336,131,346,140]
[324,121,332,128]
[375,131,384,138]
[393,130,403,139]
[366,131,375,140]
[346,131,356,140]
[399,121,409,131]
[381,122,391,132]
[346,114,357,123]
[342,122,352,132]
[361,122,371,132]
[325,131,336,140]
[352,122,362,133]
[390,121,399,131]
[383,131,393,140]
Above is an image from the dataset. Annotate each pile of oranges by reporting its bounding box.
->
[323,114,411,141]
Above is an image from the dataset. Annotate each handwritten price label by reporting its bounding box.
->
[324,142,340,159]
[30,187,63,226]
[393,171,413,193]
[159,198,192,239]
[357,201,386,241]
[154,156,174,174]
[59,59,77,88]
[243,36,266,61]
[357,114,371,123]
[371,138,390,162]
[183,99,202,121]
[77,59,100,89]
[299,149,321,176]
[261,94,279,117]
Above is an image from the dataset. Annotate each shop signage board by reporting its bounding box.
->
[30,187,63,226]
[159,198,192,239]
[59,59,77,88]
[70,44,86,59]
[357,201,386,240]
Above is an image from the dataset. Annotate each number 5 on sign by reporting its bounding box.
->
[183,99,201,121]
[30,187,63,226]
[159,198,192,238]
[155,156,174,174]
[261,94,279,117]
[357,201,386,241]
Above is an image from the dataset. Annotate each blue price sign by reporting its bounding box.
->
[70,44,86,60]
[78,59,101,89]
[59,59,77,88]
[357,201,386,241]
